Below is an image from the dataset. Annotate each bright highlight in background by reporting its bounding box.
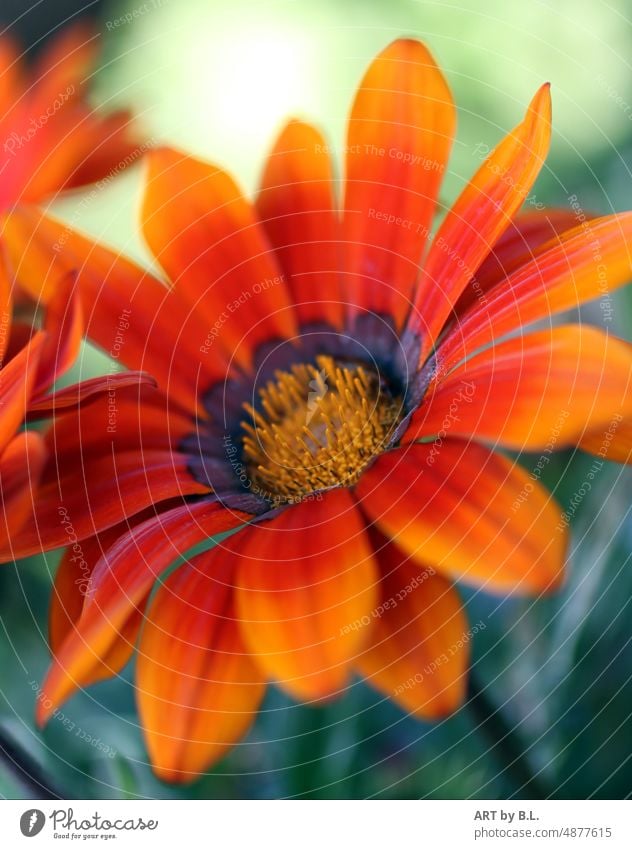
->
[210,28,313,147]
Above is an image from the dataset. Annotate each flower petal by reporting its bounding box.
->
[0,33,22,119]
[408,84,552,361]
[141,147,297,370]
[257,120,343,328]
[0,331,44,455]
[45,394,192,465]
[26,370,156,419]
[137,551,266,783]
[34,271,82,396]
[48,514,156,655]
[36,500,249,725]
[356,531,468,718]
[0,431,46,550]
[1,207,220,414]
[48,519,152,694]
[343,39,455,328]
[30,24,96,107]
[2,449,209,560]
[355,440,566,594]
[10,25,138,201]
[579,419,632,463]
[235,489,378,701]
[0,242,12,363]
[435,212,632,377]
[404,326,632,451]
[453,208,583,315]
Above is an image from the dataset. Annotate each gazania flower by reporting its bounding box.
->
[0,24,136,209]
[2,39,632,784]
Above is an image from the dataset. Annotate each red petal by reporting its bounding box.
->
[404,326,632,451]
[0,33,22,121]
[257,120,343,328]
[235,489,379,701]
[2,450,209,559]
[34,271,82,395]
[27,370,157,419]
[10,25,139,201]
[0,241,12,362]
[1,208,220,414]
[343,39,456,328]
[409,84,552,360]
[356,440,566,594]
[0,332,44,454]
[45,394,191,465]
[0,431,46,550]
[137,551,266,782]
[36,500,249,725]
[48,511,167,691]
[31,24,96,107]
[61,110,138,192]
[579,419,632,464]
[49,518,147,655]
[141,147,297,370]
[453,208,584,315]
[356,531,468,718]
[435,212,632,377]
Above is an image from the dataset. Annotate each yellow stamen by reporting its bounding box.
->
[241,355,403,504]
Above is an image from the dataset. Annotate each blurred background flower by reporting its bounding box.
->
[1,0,631,800]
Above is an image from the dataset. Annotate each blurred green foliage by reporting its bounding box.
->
[2,0,632,799]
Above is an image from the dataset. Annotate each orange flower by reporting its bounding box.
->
[0,25,137,209]
[2,39,632,783]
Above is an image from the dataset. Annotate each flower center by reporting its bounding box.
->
[241,355,404,505]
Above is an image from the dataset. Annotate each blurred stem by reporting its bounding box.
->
[467,672,553,799]
[0,724,64,799]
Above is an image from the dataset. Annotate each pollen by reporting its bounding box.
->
[241,355,403,504]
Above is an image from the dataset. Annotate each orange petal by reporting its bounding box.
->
[356,440,566,594]
[1,207,220,414]
[49,529,148,698]
[2,450,209,560]
[0,33,22,119]
[453,208,584,315]
[435,212,632,377]
[0,331,44,455]
[15,25,139,200]
[49,535,103,656]
[31,24,96,108]
[137,551,266,783]
[579,419,632,464]
[60,109,138,193]
[0,240,12,363]
[34,271,83,395]
[49,518,145,655]
[410,84,552,360]
[49,506,181,690]
[257,120,343,328]
[404,326,632,451]
[45,394,192,466]
[343,39,456,328]
[235,489,379,701]
[0,431,46,550]
[141,147,297,370]
[26,370,156,419]
[356,531,468,718]
[36,500,249,726]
